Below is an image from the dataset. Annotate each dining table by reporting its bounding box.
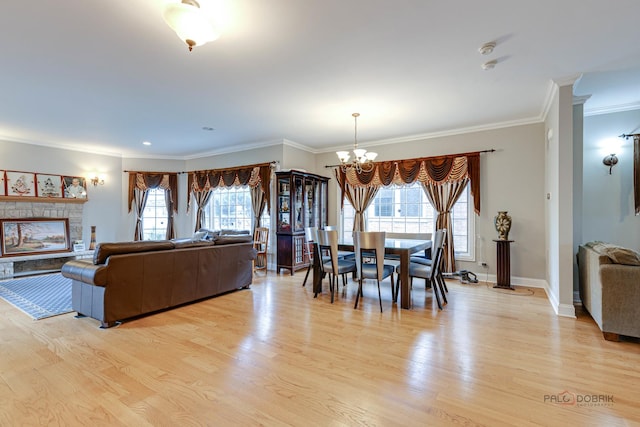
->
[312,237,432,310]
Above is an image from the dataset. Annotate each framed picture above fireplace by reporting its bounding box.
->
[0,218,71,257]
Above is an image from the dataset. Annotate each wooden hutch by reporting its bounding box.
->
[275,170,329,275]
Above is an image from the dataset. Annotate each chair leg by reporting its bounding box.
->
[430,278,443,310]
[390,274,396,303]
[330,275,335,303]
[438,278,447,305]
[301,263,312,287]
[377,280,383,313]
[354,279,363,309]
[438,272,449,293]
[394,276,400,303]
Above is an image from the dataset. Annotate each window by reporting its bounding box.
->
[142,188,168,240]
[340,182,474,260]
[204,186,269,231]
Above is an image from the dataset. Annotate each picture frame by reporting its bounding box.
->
[1,218,71,257]
[0,171,5,196]
[5,171,35,197]
[62,176,87,199]
[36,174,63,198]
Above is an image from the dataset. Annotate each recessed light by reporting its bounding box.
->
[202,126,215,131]
[142,141,152,146]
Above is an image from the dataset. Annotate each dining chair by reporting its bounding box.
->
[301,226,318,287]
[323,225,355,260]
[316,229,357,303]
[396,229,446,310]
[253,227,269,271]
[353,231,396,313]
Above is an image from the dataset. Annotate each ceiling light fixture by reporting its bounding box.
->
[163,0,219,52]
[481,59,497,70]
[478,42,496,55]
[336,113,378,173]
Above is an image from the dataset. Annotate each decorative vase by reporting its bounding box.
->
[89,226,97,250]
[494,211,512,240]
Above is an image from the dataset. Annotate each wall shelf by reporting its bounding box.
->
[0,196,88,204]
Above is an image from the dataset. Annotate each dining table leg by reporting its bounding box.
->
[399,250,411,309]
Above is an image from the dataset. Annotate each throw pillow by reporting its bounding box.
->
[193,231,207,241]
[602,246,640,266]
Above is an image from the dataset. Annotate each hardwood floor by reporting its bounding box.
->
[1,272,639,426]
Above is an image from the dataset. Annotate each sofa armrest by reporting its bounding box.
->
[61,259,108,286]
[600,264,640,335]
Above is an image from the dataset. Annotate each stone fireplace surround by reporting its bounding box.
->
[0,200,88,278]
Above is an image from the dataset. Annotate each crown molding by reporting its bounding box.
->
[320,116,543,154]
[584,101,640,117]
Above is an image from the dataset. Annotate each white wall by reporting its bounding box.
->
[316,122,547,283]
[582,109,640,250]
[544,83,576,318]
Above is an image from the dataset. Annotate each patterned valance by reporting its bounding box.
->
[337,152,481,214]
[187,162,272,210]
[127,172,178,213]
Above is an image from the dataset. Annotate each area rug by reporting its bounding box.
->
[0,273,72,320]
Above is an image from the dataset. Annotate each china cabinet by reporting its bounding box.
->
[275,170,329,275]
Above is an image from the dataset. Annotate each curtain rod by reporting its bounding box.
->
[620,133,640,139]
[123,161,279,175]
[324,149,495,168]
[187,161,278,175]
[123,170,185,174]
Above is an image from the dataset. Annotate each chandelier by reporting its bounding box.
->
[336,113,378,172]
[163,0,219,52]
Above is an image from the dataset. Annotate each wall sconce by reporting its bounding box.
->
[90,176,105,186]
[603,154,618,174]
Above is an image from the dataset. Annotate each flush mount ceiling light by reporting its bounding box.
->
[478,41,496,55]
[336,113,378,173]
[163,0,219,51]
[481,59,497,70]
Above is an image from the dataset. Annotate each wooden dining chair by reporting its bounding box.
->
[396,229,446,310]
[353,231,396,312]
[316,229,357,303]
[253,227,269,271]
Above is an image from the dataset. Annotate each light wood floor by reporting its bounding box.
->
[1,271,639,426]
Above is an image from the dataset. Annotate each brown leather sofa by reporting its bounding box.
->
[61,237,256,328]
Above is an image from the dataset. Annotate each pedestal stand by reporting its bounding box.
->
[493,239,514,290]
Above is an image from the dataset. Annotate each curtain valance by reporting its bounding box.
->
[187,163,272,211]
[127,172,178,213]
[337,152,481,214]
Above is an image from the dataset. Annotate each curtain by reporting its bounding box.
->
[193,190,213,232]
[128,172,178,240]
[187,163,272,212]
[188,163,273,232]
[164,188,176,239]
[635,135,640,215]
[334,152,481,272]
[421,178,469,273]
[335,169,379,232]
[338,152,481,215]
[250,184,267,233]
[133,187,149,241]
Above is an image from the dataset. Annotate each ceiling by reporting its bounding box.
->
[2,0,640,159]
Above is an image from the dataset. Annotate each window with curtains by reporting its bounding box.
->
[204,186,270,230]
[341,182,474,260]
[142,188,168,240]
